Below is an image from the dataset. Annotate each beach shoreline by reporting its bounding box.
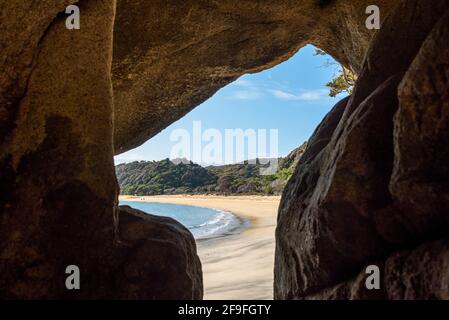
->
[120,196,251,241]
[119,194,280,300]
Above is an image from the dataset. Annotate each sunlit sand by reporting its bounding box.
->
[119,195,280,300]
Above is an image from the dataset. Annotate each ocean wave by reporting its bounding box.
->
[192,209,240,240]
[119,200,246,240]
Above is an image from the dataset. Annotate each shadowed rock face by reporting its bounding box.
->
[0,0,118,298]
[304,239,449,300]
[275,75,401,298]
[1,0,448,299]
[0,0,77,146]
[391,8,449,241]
[0,0,203,299]
[275,0,449,299]
[116,206,203,299]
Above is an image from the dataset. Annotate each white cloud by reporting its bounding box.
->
[229,77,263,100]
[232,78,253,87]
[114,153,147,164]
[270,90,298,100]
[270,89,330,101]
[230,76,333,102]
[232,90,262,100]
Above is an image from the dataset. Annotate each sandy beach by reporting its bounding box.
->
[119,195,280,300]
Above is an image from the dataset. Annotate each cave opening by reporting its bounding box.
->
[114,44,349,299]
[3,0,447,302]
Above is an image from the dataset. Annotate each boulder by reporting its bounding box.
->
[384,239,449,300]
[305,238,449,300]
[390,9,449,242]
[114,206,203,299]
[275,75,401,298]
[275,1,449,299]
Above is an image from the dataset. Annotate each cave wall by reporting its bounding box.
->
[275,0,449,299]
[1,0,448,299]
[0,0,202,299]
[0,0,118,298]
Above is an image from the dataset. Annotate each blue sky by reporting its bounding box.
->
[114,45,346,165]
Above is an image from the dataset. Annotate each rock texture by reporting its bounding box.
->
[275,0,449,299]
[305,238,449,300]
[115,206,203,299]
[390,7,449,243]
[112,0,395,153]
[0,1,202,299]
[0,0,77,144]
[0,0,118,298]
[1,0,448,300]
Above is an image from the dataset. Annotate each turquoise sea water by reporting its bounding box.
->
[119,201,243,239]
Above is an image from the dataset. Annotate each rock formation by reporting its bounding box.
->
[0,0,120,298]
[112,0,394,153]
[275,0,449,299]
[115,206,203,299]
[1,0,448,299]
[0,0,203,299]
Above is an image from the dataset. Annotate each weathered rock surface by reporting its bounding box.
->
[384,239,449,300]
[0,1,202,299]
[0,0,77,144]
[115,206,203,299]
[0,0,118,299]
[112,0,395,153]
[305,238,449,300]
[390,8,449,243]
[275,0,449,299]
[275,75,401,298]
[1,0,448,300]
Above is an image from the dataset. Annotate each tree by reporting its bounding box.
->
[314,49,357,97]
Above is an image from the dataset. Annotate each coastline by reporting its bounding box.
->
[119,194,280,300]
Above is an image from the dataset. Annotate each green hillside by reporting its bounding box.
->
[116,143,307,196]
